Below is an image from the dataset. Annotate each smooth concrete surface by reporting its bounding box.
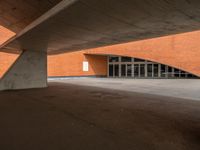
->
[0,80,200,150]
[51,78,200,101]
[0,50,47,90]
[2,0,200,54]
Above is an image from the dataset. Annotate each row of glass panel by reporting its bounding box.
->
[109,56,145,63]
[108,56,197,78]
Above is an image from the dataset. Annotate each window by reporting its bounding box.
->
[121,57,132,62]
[114,65,119,77]
[134,58,145,62]
[168,66,172,77]
[174,68,180,77]
[108,56,197,79]
[153,64,159,77]
[109,65,113,77]
[147,64,153,77]
[181,71,186,78]
[127,64,132,77]
[121,64,126,77]
[161,64,166,77]
[140,64,145,77]
[134,64,139,77]
[109,56,119,62]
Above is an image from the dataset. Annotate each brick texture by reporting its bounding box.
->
[48,51,107,77]
[86,31,200,76]
[0,25,15,44]
[1,29,200,77]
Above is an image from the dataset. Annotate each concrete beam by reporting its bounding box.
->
[0,50,47,90]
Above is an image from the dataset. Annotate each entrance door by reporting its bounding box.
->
[109,64,114,77]
[153,64,159,77]
[127,64,132,77]
[134,64,139,78]
[161,64,166,77]
[147,64,153,77]
[140,64,145,77]
[121,64,126,77]
[114,64,119,77]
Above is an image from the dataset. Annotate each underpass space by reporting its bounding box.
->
[0,79,200,150]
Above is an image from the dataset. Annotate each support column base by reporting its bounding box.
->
[0,50,47,91]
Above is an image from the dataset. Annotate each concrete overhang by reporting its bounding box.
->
[0,0,62,33]
[1,0,200,54]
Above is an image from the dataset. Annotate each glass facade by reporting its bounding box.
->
[108,56,197,78]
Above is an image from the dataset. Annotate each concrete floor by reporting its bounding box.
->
[52,78,200,100]
[0,78,200,150]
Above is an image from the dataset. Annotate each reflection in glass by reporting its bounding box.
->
[147,64,153,77]
[140,64,145,77]
[114,65,119,77]
[161,64,166,77]
[121,57,132,62]
[168,66,172,77]
[109,64,113,77]
[121,64,126,77]
[134,58,145,62]
[109,56,119,62]
[108,56,197,79]
[127,64,132,77]
[154,64,159,77]
[181,71,186,78]
[174,68,180,77]
[134,64,139,77]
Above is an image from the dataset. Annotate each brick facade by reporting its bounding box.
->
[1,26,200,77]
[86,31,200,77]
[48,51,107,77]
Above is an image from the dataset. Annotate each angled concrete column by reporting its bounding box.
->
[0,50,47,90]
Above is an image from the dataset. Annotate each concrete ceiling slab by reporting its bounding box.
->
[1,0,200,54]
[0,0,62,33]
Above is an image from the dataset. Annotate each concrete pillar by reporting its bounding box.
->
[0,50,47,91]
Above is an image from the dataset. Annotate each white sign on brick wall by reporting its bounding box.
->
[83,61,89,72]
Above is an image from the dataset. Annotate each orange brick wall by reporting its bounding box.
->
[1,29,200,77]
[0,25,15,44]
[48,51,107,77]
[0,26,17,77]
[0,52,19,77]
[0,25,107,77]
[86,31,200,77]
[0,51,107,78]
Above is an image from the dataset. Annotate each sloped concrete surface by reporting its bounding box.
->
[0,81,200,150]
